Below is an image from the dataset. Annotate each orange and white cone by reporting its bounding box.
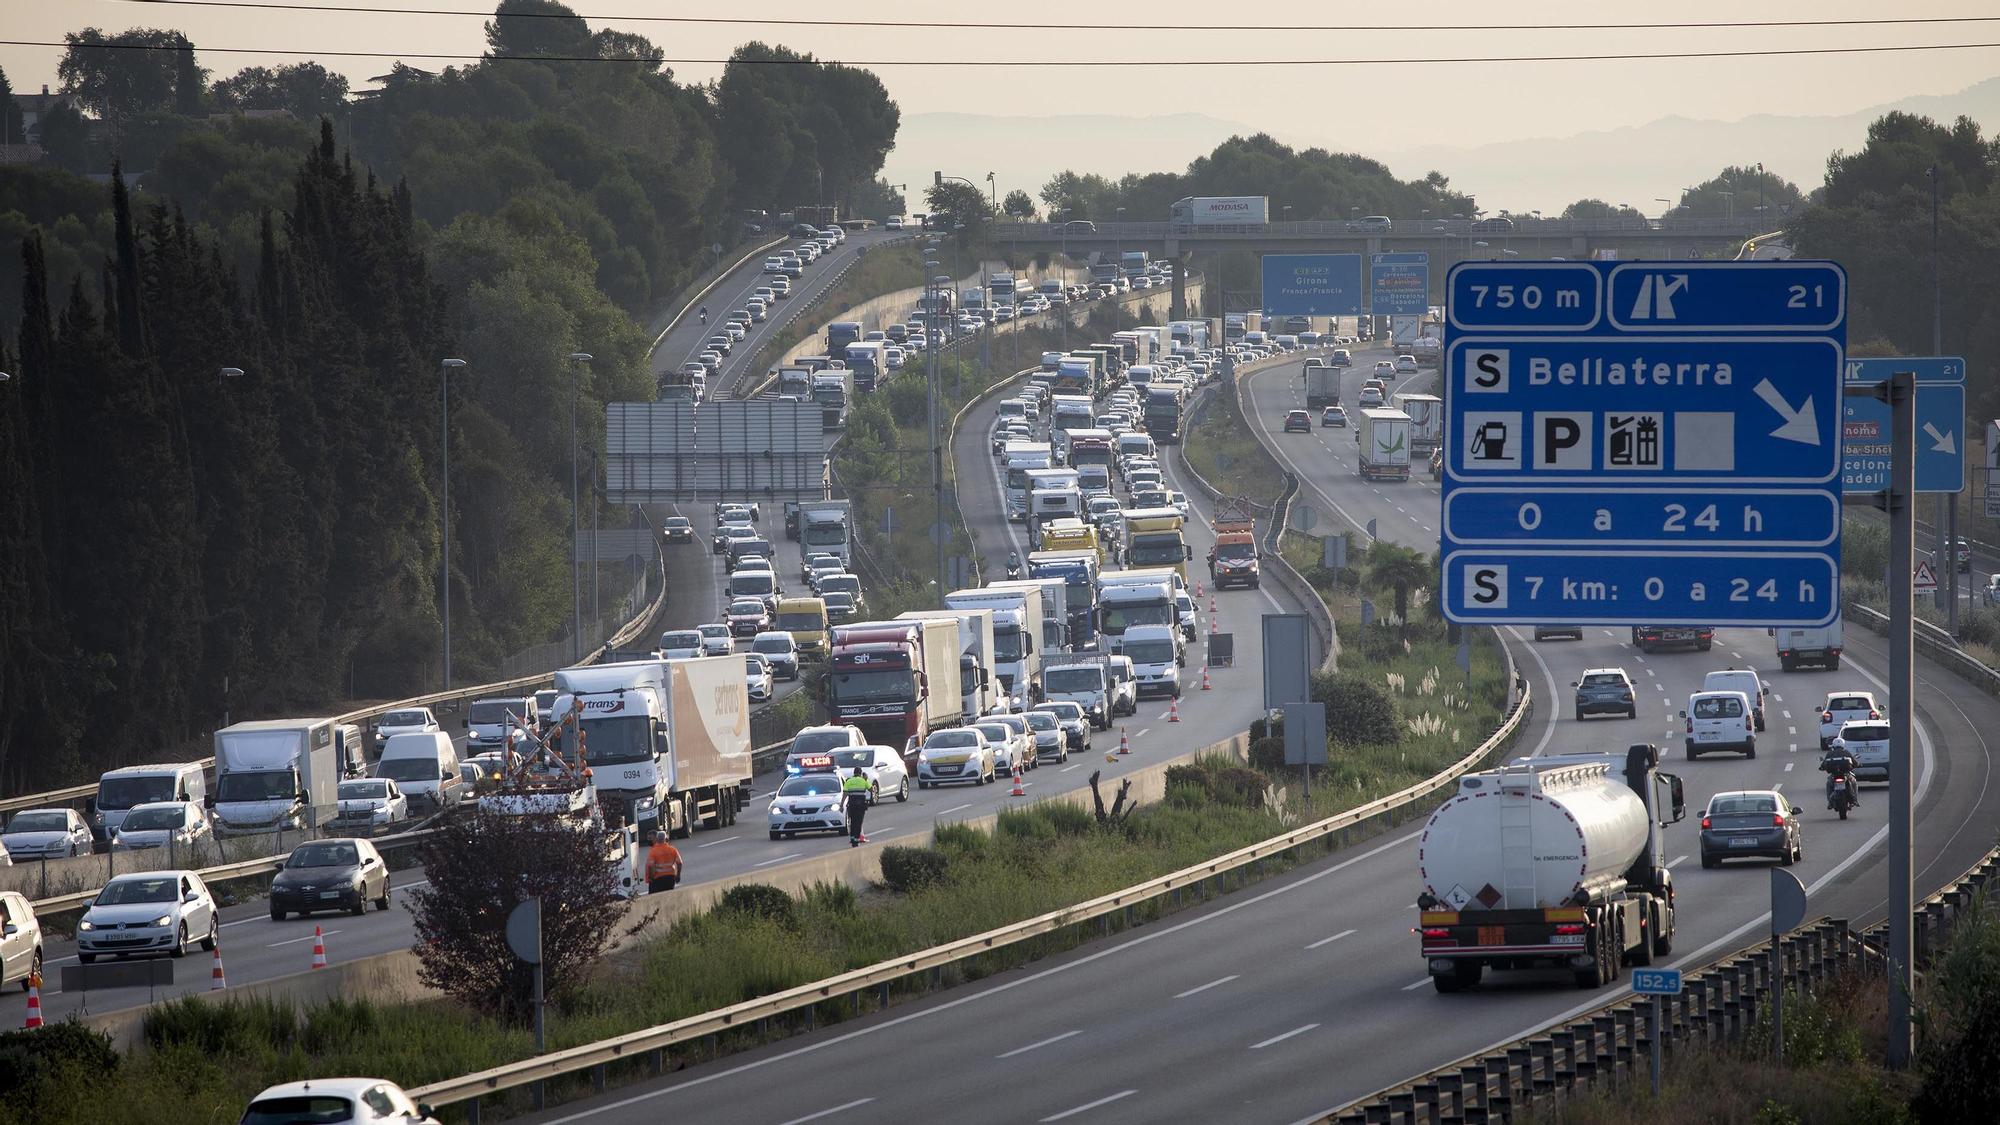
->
[1010,763,1026,797]
[23,974,43,1029]
[1118,727,1131,756]
[210,945,228,991]
[1195,578,1204,598]
[1168,696,1182,722]
[1209,613,1218,636]
[310,925,327,970]
[1207,594,1217,616]
[1201,665,1212,691]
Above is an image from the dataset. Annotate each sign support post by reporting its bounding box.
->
[1886,370,1916,1068]
[1631,968,1682,1095]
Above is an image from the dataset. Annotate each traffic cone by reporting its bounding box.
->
[1201,665,1212,691]
[1207,593,1217,616]
[1010,764,1026,797]
[1168,696,1182,723]
[1209,613,1218,636]
[210,945,227,991]
[23,974,42,1029]
[1195,578,1204,598]
[310,925,327,970]
[1118,727,1131,755]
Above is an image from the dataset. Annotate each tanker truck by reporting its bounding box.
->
[1414,744,1685,993]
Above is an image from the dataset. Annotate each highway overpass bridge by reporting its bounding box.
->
[991,215,1771,318]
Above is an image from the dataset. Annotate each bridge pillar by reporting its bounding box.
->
[1170,255,1186,321]
[1573,235,1588,259]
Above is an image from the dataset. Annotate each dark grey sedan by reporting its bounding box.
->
[269,838,392,920]
[1698,790,1802,868]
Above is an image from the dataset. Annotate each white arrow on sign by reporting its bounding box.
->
[1924,421,1957,455]
[1753,379,1820,445]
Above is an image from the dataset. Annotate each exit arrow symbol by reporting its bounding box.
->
[1924,421,1957,455]
[1753,379,1820,445]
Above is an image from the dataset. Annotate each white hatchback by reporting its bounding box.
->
[1818,691,1879,749]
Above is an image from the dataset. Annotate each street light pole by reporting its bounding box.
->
[568,352,593,662]
[923,246,946,597]
[438,357,467,690]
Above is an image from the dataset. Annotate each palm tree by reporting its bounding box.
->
[1364,542,1432,634]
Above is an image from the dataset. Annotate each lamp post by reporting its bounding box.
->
[1115,206,1127,334]
[437,357,467,690]
[922,254,946,598]
[1717,191,1735,220]
[567,351,593,661]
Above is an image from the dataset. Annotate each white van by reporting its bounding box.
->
[375,731,462,812]
[728,569,779,608]
[1702,669,1769,731]
[466,696,538,752]
[91,762,208,845]
[1775,623,1842,672]
[1683,691,1756,759]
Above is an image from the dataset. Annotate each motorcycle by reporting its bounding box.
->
[1005,561,1023,580]
[1827,772,1855,820]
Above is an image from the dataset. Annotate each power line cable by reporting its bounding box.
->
[14,37,2000,67]
[106,1,2000,35]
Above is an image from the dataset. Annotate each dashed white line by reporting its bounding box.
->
[1041,1090,1139,1122]
[1785,762,1795,772]
[777,1099,875,1125]
[754,852,804,867]
[939,803,973,815]
[1249,1023,1321,1050]
[1061,763,1081,772]
[1306,929,1357,950]
[696,835,739,848]
[268,929,341,948]
[1174,974,1240,998]
[997,1030,1084,1058]
[1667,854,1688,868]
[1400,978,1434,991]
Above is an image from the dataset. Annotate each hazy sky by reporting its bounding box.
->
[8,0,2000,198]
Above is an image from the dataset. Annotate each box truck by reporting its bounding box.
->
[799,499,854,566]
[1169,196,1270,227]
[944,587,1045,706]
[1356,408,1412,481]
[1390,392,1443,453]
[1304,359,1342,410]
[551,656,752,838]
[210,718,360,836]
[825,619,964,758]
[897,608,999,721]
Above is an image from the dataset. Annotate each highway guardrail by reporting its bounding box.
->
[649,234,787,356]
[1328,841,2000,1123]
[404,652,1530,1119]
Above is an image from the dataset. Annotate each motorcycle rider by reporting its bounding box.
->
[1820,740,1862,809]
[699,304,708,326]
[1005,550,1022,580]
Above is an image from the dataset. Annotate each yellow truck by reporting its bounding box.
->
[772,597,830,659]
[1121,507,1191,580]
[1040,517,1103,562]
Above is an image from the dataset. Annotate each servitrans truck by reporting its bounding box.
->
[1415,745,1685,993]
[210,718,363,836]
[551,655,753,839]
[1356,407,1413,482]
[825,618,964,760]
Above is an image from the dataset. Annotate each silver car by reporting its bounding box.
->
[2,808,93,859]
[77,871,218,962]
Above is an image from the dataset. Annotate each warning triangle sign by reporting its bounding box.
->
[1914,559,1938,594]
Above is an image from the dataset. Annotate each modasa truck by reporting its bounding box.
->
[1356,407,1412,482]
[551,655,753,838]
[1205,496,1261,589]
[1415,744,1685,993]
[824,618,964,758]
[1304,359,1342,410]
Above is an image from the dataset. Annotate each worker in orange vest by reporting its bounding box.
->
[645,830,682,893]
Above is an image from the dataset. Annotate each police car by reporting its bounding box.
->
[767,766,849,839]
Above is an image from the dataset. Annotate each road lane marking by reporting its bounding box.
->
[777,1098,875,1125]
[1306,929,1356,950]
[697,835,739,848]
[1401,978,1433,991]
[1174,974,1239,998]
[1667,855,1688,868]
[754,852,804,867]
[1785,762,1795,772]
[998,1029,1083,1058]
[1042,1091,1139,1121]
[268,928,342,948]
[1135,728,1152,738]
[938,803,972,815]
[1249,1023,1320,1049]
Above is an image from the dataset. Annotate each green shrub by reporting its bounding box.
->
[930,822,987,857]
[996,806,1055,844]
[879,846,951,893]
[715,883,797,928]
[1164,782,1209,810]
[1211,766,1270,808]
[1038,801,1098,838]
[143,996,297,1057]
[1248,736,1287,772]
[800,880,857,917]
[0,1022,118,1115]
[1163,762,1213,796]
[1313,672,1400,746]
[1914,893,2000,1121]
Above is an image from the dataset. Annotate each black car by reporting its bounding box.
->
[783,501,802,540]
[269,839,391,920]
[1282,409,1312,433]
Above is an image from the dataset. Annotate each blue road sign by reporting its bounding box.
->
[1370,252,1429,316]
[1442,260,1845,627]
[1632,968,1683,995]
[1262,253,1362,316]
[1840,356,1966,495]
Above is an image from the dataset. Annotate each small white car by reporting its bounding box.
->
[239,1078,440,1125]
[111,801,211,852]
[333,778,409,832]
[698,622,734,656]
[1818,691,1880,750]
[1,890,43,991]
[917,728,997,788]
[817,745,910,803]
[2,807,94,859]
[659,629,705,661]
[751,631,800,680]
[372,707,441,753]
[1174,591,1198,643]
[973,719,1032,775]
[767,773,850,839]
[745,653,776,702]
[77,871,218,962]
[1831,719,1892,783]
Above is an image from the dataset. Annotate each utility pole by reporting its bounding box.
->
[1887,368,1916,1069]
[568,352,592,662]
[1930,166,1958,629]
[438,358,467,690]
[924,245,946,596]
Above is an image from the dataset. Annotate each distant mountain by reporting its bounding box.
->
[1376,77,2000,215]
[884,111,1256,209]
[888,79,2000,221]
